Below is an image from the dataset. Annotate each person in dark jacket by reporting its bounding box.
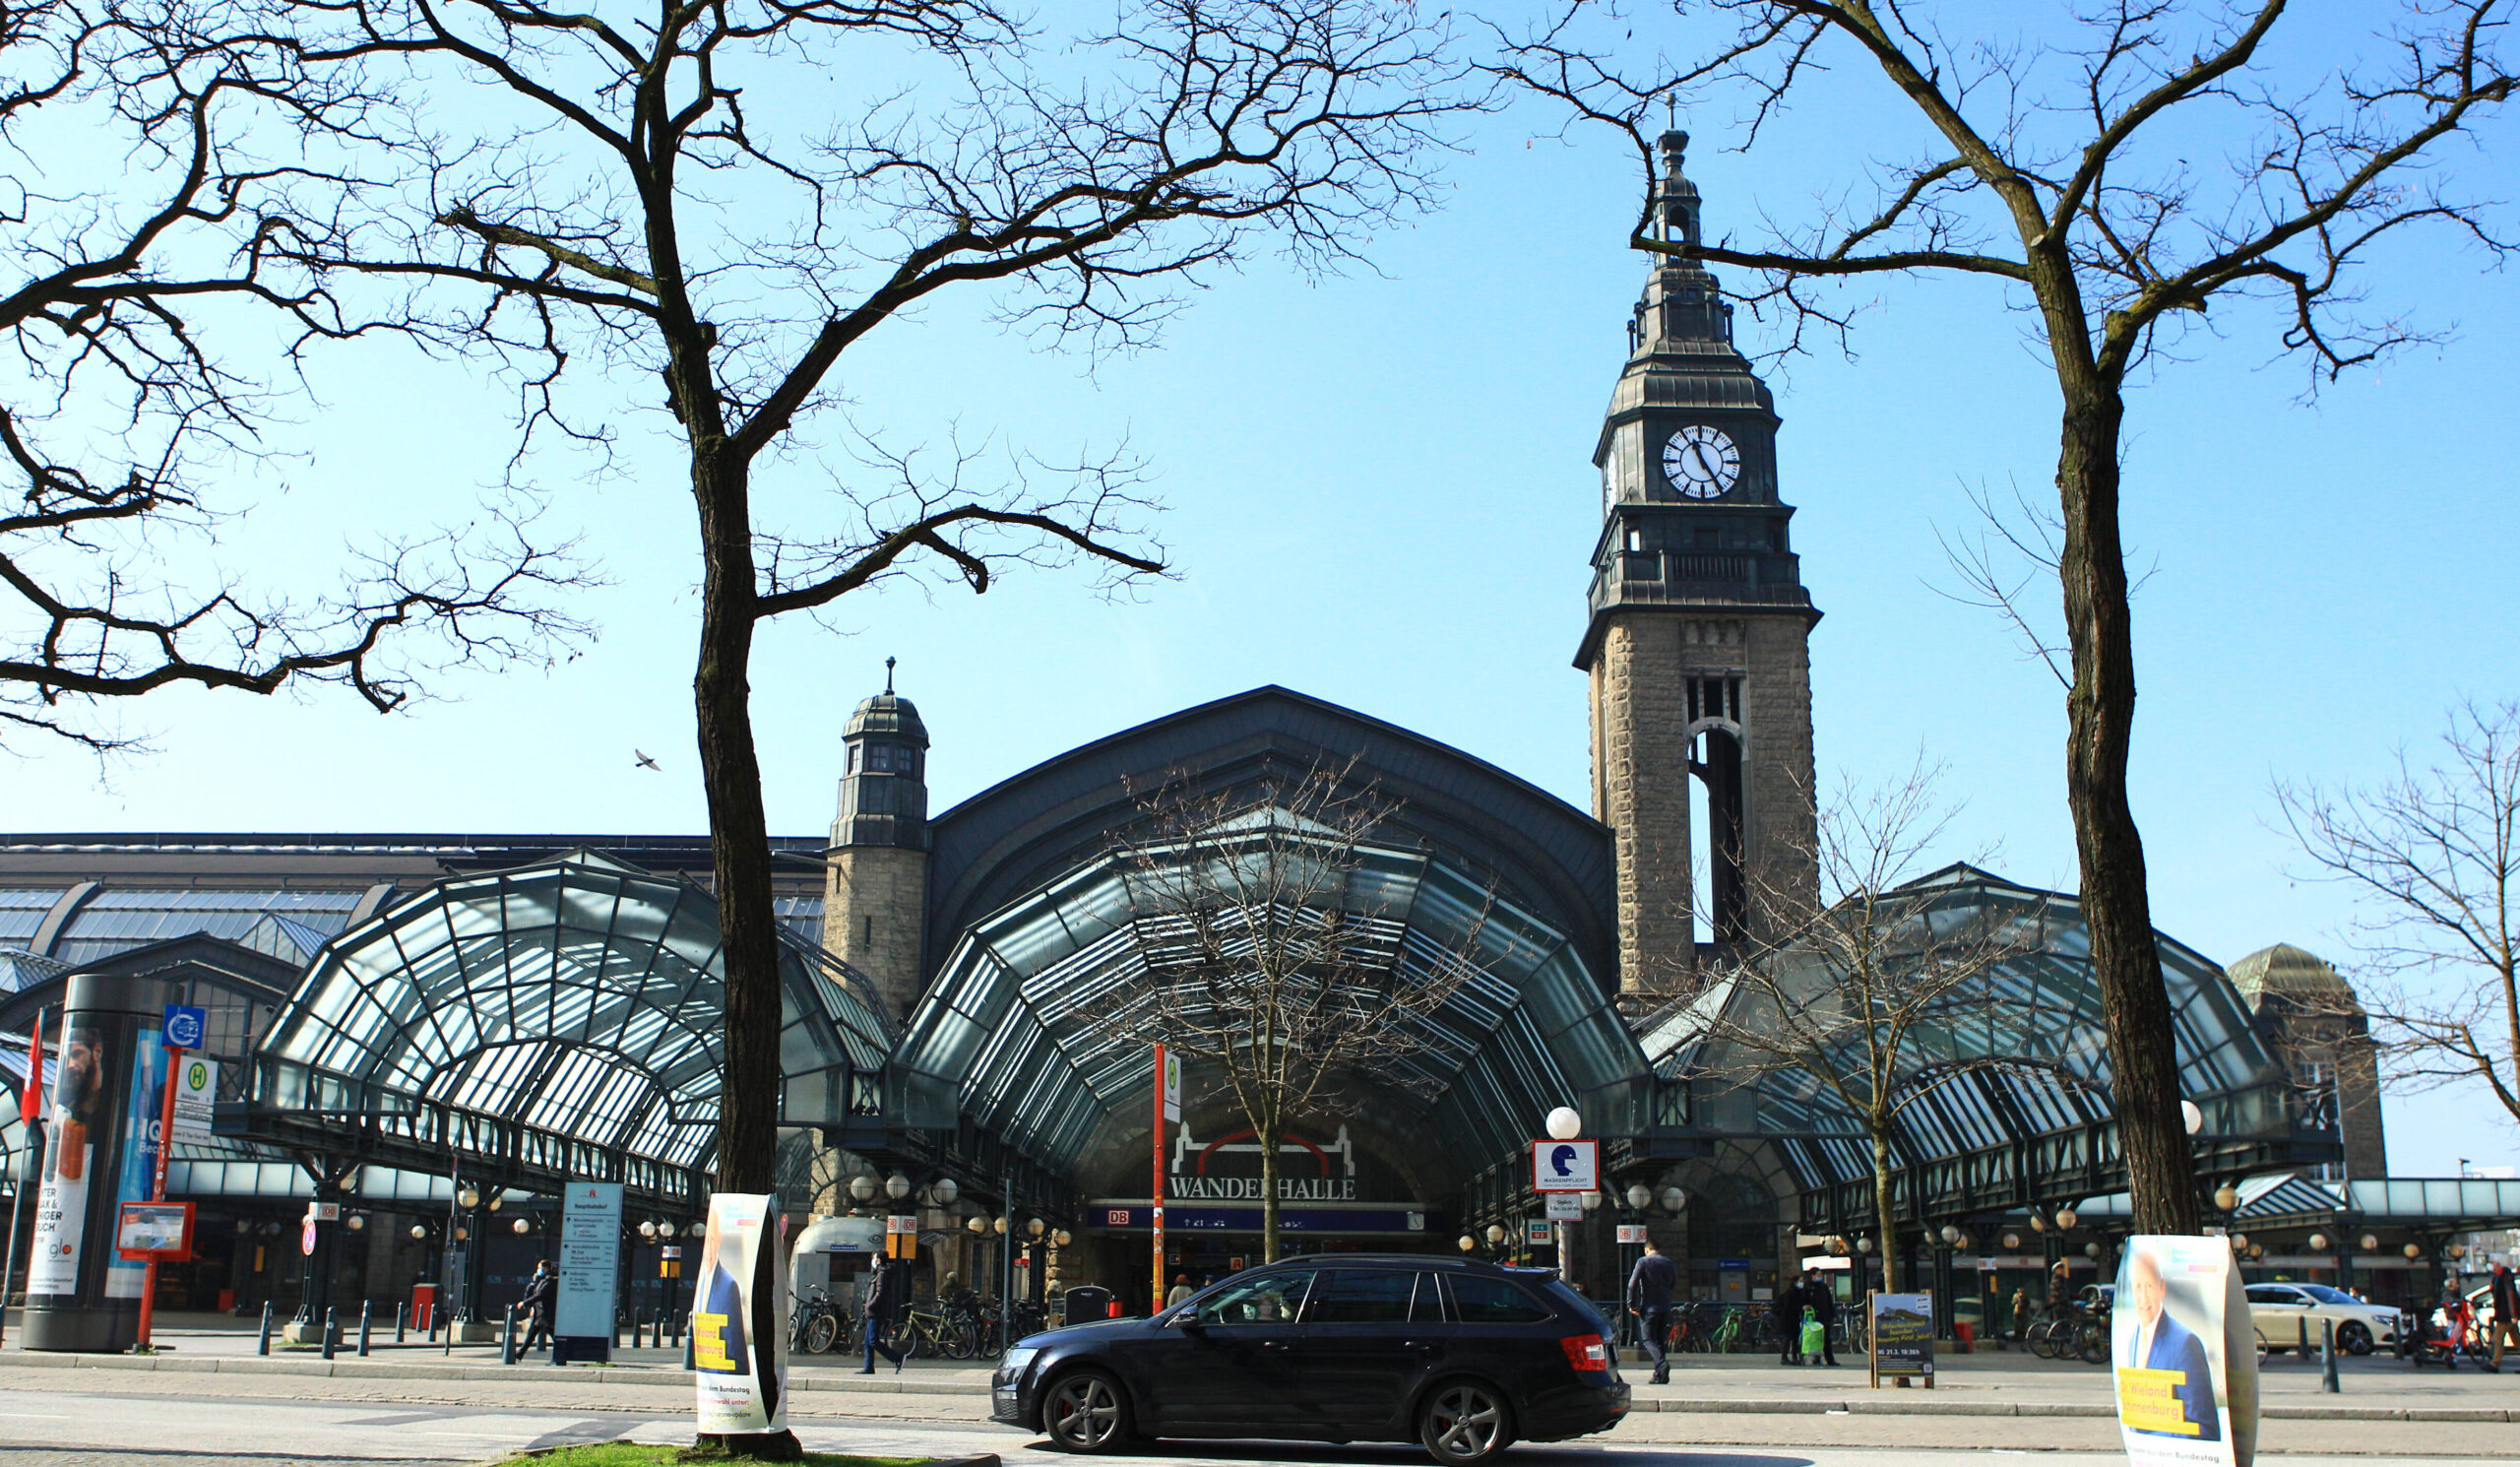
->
[513,1260,556,1359]
[1771,1279,1802,1365]
[859,1255,910,1374]
[1801,1268,1840,1366]
[1626,1240,1679,1384]
[2489,1263,2518,1369]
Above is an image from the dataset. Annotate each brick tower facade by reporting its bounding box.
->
[823,663,931,1020]
[1575,132,1821,1005]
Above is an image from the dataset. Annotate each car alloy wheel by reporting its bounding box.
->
[1420,1381,1511,1465]
[2338,1321,2373,1357]
[1044,1371,1128,1453]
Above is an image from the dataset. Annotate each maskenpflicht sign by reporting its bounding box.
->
[1531,1139,1598,1192]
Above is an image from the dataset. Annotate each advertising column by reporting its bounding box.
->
[693,1193,790,1436]
[2113,1236,2258,1467]
[23,973,178,1353]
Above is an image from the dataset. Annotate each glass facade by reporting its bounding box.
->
[893,811,1646,1180]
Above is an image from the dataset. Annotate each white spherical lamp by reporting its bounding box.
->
[345,1214,365,1233]
[966,1215,987,1236]
[931,1178,960,1207]
[2307,1233,2329,1252]
[1485,1224,1506,1244]
[1544,1106,1584,1141]
[1660,1186,1688,1214]
[1939,1224,1960,1245]
[2180,1100,2203,1135]
[410,1224,426,1240]
[2054,1207,2079,1231]
[1459,1236,1476,1251]
[1625,1183,1653,1210]
[885,1173,913,1201]
[512,1217,530,1235]
[2214,1183,2239,1212]
[2359,1234,2379,1252]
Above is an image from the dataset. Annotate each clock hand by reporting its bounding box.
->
[1689,445,1717,481]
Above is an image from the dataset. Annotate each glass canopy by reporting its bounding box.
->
[246,851,894,1208]
[1638,864,2299,1221]
[893,811,1646,1180]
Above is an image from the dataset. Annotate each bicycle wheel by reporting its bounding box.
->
[2077,1320,2110,1366]
[887,1318,920,1358]
[804,1310,841,1355]
[944,1318,978,1360]
[2027,1320,2056,1359]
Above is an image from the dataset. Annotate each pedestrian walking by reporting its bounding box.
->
[1166,1273,1195,1309]
[2489,1263,2518,1370]
[513,1259,556,1359]
[858,1254,909,1374]
[1802,1268,1840,1367]
[1626,1240,1678,1385]
[2010,1284,2032,1343]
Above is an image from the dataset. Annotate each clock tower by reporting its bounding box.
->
[1576,131,1821,1004]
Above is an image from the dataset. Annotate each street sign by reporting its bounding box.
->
[160,1005,206,1052]
[1162,1050,1182,1122]
[1617,1224,1649,1244]
[1525,1220,1551,1245]
[172,1056,217,1137]
[300,1218,317,1255]
[1531,1138,1599,1192]
[1544,1192,1583,1221]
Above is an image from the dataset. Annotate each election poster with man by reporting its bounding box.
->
[2113,1236,2258,1467]
[691,1192,790,1435]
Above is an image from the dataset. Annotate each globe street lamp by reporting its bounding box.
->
[512,1217,531,1236]
[639,1220,658,1241]
[1626,1183,1653,1210]
[1544,1107,1584,1141]
[410,1224,427,1241]
[2054,1207,2079,1232]
[1660,1186,1687,1214]
[457,1185,480,1210]
[885,1173,914,1203]
[1459,1236,1476,1252]
[848,1174,878,1205]
[2214,1182,2240,1213]
[930,1178,961,1207]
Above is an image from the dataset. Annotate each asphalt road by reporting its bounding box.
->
[0,1386,2511,1467]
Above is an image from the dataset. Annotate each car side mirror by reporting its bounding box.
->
[1172,1313,1206,1334]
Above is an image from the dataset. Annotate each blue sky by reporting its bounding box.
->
[7,0,2515,1174]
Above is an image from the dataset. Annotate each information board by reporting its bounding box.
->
[1868,1291,1936,1386]
[555,1180,624,1343]
[171,1056,217,1138]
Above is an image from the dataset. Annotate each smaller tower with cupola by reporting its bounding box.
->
[824,659,931,1019]
[1577,130,1821,1004]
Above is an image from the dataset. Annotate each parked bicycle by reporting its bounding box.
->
[886,1297,981,1360]
[790,1285,850,1356]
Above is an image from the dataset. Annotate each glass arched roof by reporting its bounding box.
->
[893,811,1647,1180]
[247,851,893,1207]
[1639,864,2297,1212]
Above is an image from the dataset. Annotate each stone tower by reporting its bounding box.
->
[2228,943,2388,1180]
[823,662,931,1020]
[1576,131,1821,1003]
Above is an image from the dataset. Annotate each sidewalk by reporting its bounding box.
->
[11,1322,2520,1422]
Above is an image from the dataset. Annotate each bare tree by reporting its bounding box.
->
[0,0,587,753]
[240,0,1477,1332]
[1661,759,2045,1291]
[2277,701,2520,1131]
[1093,762,1485,1261]
[1496,0,2516,1233]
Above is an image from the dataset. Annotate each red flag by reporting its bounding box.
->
[19,1013,41,1126]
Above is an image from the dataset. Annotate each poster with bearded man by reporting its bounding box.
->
[2113,1237,2257,1467]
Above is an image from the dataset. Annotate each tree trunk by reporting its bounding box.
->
[1872,1133,1899,1295]
[2053,379,2200,1236]
[693,446,781,1200]
[1259,1117,1281,1263]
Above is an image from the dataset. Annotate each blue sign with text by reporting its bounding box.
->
[161,1005,206,1051]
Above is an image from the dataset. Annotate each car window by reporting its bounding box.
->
[2300,1286,2358,1306]
[2244,1286,2301,1306]
[1194,1270,1315,1324]
[1305,1269,1425,1324]
[1447,1274,1550,1324]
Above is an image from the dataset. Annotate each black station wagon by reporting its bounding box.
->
[990,1254,1630,1464]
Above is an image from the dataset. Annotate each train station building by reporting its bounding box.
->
[3,135,2510,1343]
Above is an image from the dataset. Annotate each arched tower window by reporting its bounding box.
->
[1685,675,1747,945]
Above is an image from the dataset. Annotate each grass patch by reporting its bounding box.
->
[512,1444,931,1467]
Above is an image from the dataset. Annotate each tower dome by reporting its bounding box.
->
[2227,942,2362,1012]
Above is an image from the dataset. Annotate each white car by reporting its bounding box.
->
[2245,1282,2399,1356]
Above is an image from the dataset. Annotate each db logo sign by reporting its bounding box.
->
[1105,1208,1133,1226]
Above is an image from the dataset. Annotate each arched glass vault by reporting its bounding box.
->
[892,813,1648,1187]
[1630,864,2310,1233]
[244,851,893,1210]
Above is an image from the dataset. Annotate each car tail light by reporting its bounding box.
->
[1559,1332,1609,1372]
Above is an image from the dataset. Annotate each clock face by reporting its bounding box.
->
[1662,425,1741,499]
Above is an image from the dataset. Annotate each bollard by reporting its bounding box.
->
[256,1301,274,1356]
[681,1312,694,1371]
[501,1308,518,1366]
[358,1301,373,1357]
[321,1307,339,1361]
[2298,1315,2309,1359]
[396,1301,407,1344]
[2322,1317,2340,1393]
